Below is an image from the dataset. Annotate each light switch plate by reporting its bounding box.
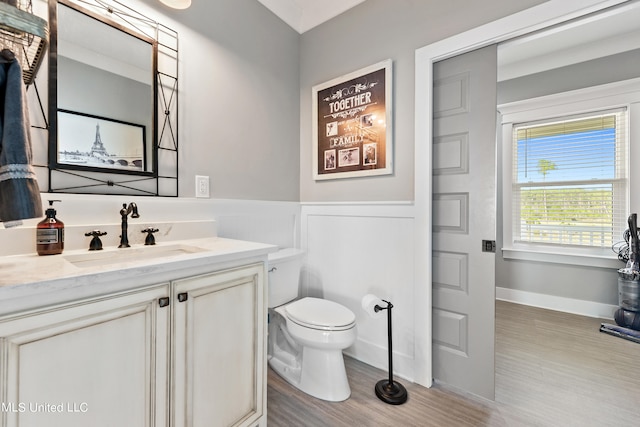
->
[195,175,210,198]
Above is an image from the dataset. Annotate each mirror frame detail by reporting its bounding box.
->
[47,0,179,197]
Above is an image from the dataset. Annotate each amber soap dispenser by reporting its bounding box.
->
[37,200,64,255]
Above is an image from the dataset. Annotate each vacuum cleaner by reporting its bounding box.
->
[601,213,640,343]
[599,322,640,344]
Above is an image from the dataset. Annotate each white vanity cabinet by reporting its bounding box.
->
[0,284,172,427]
[172,263,266,427]
[0,259,268,427]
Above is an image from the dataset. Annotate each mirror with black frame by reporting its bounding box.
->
[48,0,161,195]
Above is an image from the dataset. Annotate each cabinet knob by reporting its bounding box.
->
[158,297,170,307]
[177,292,188,303]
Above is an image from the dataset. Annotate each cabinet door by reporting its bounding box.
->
[173,264,266,427]
[0,284,171,427]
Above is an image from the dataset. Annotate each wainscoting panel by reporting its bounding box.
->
[212,199,300,249]
[301,203,416,381]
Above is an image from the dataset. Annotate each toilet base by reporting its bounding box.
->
[269,346,351,402]
[299,346,351,402]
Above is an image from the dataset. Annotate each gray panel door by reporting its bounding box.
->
[432,45,497,400]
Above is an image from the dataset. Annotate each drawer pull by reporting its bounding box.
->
[178,292,188,303]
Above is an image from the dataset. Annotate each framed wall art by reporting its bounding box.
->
[312,59,393,180]
[56,109,147,174]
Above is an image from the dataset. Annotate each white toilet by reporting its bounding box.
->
[267,248,357,402]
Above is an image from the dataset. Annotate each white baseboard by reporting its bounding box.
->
[496,287,617,320]
[344,338,415,383]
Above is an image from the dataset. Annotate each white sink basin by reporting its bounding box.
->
[64,244,206,268]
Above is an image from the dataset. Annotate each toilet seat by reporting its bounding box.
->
[285,297,356,331]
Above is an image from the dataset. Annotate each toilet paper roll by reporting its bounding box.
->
[361,294,385,317]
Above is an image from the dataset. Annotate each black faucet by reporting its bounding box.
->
[118,203,140,248]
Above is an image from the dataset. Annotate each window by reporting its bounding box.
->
[500,80,640,266]
[512,109,627,250]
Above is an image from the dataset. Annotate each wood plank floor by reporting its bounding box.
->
[267,301,640,426]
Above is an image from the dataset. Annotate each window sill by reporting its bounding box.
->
[502,247,623,269]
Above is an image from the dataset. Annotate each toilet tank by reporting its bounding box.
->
[268,248,305,308]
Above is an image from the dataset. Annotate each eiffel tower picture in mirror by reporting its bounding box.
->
[90,124,110,158]
[56,109,146,173]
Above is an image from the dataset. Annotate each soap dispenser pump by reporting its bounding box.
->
[37,200,64,255]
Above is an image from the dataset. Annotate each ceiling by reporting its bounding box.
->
[497,1,640,81]
[256,0,366,33]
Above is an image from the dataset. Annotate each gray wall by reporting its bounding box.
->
[135,0,300,200]
[299,0,547,202]
[47,0,550,202]
[496,51,640,306]
[498,49,640,104]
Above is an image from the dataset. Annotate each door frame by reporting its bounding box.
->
[413,0,630,387]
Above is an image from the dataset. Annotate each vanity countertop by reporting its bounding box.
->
[0,237,277,315]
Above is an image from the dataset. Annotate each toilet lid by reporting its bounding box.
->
[285,297,356,330]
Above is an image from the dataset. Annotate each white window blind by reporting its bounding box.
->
[512,108,628,249]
